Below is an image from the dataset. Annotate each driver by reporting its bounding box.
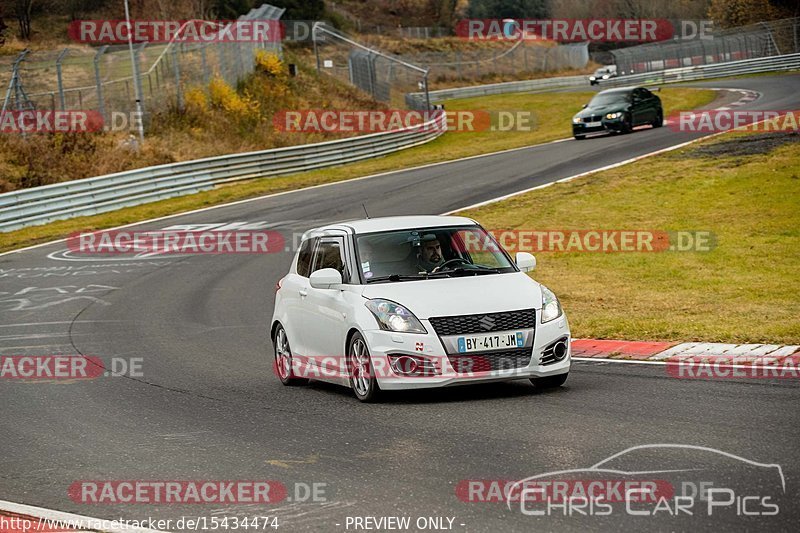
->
[416,234,445,272]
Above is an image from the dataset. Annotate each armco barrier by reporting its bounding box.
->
[0,113,447,232]
[406,52,800,107]
[599,52,800,87]
[405,74,588,108]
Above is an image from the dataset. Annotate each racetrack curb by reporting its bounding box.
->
[572,339,800,365]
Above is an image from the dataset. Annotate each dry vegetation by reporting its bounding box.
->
[0,51,381,193]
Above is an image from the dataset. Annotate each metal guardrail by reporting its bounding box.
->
[0,113,447,232]
[600,52,800,87]
[406,52,800,106]
[405,74,589,107]
[3,53,797,234]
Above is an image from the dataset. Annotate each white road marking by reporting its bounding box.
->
[0,138,573,258]
[573,356,794,371]
[0,321,125,328]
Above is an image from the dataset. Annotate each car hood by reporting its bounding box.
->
[360,273,542,319]
[577,103,628,118]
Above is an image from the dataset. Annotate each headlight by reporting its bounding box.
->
[572,116,582,124]
[589,76,596,81]
[605,112,621,119]
[602,74,610,79]
[365,299,427,333]
[540,285,563,323]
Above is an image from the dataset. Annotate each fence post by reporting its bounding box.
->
[200,45,210,85]
[93,45,109,123]
[134,43,147,126]
[171,44,184,112]
[235,41,244,81]
[56,48,69,110]
[312,22,322,73]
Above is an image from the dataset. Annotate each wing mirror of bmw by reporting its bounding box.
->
[581,104,588,109]
[309,268,343,289]
[515,252,536,272]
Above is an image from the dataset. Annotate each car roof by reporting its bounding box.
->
[308,215,479,236]
[598,86,655,95]
[597,87,637,94]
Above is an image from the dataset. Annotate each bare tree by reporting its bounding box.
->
[15,0,33,40]
[0,5,7,47]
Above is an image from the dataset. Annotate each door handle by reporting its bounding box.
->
[299,289,308,297]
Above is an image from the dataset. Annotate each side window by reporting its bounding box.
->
[296,238,316,277]
[640,88,652,99]
[311,239,348,281]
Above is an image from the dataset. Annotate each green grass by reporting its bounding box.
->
[458,132,800,344]
[0,88,715,253]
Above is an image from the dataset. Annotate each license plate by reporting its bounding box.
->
[457,332,524,353]
[586,121,602,127]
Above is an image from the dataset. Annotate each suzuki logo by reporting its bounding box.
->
[478,315,496,331]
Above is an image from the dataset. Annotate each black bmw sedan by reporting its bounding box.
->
[572,87,663,140]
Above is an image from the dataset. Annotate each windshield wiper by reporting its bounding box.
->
[366,274,429,283]
[367,265,500,282]
[424,266,501,278]
[446,266,500,276]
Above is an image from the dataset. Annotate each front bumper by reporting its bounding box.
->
[363,315,571,390]
[573,116,625,135]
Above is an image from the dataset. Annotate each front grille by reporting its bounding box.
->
[447,348,533,373]
[583,115,602,123]
[429,309,536,336]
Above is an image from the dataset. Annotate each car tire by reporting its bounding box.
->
[530,372,569,389]
[273,324,307,386]
[348,332,381,402]
[573,135,585,140]
[621,115,633,134]
[652,111,663,128]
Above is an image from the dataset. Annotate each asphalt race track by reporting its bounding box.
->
[1,74,799,531]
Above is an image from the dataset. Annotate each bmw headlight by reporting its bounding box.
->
[602,74,610,79]
[605,112,621,119]
[589,76,596,81]
[572,116,582,124]
[365,299,427,333]
[540,285,563,323]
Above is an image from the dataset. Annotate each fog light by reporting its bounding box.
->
[552,340,568,361]
[388,354,439,376]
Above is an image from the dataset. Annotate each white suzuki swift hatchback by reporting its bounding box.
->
[271,215,570,401]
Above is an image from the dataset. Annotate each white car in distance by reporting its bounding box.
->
[271,215,570,402]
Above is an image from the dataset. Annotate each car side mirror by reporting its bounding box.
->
[581,104,588,109]
[515,252,536,272]
[309,268,343,289]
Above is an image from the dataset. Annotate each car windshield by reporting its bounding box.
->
[589,92,630,106]
[356,226,517,282]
